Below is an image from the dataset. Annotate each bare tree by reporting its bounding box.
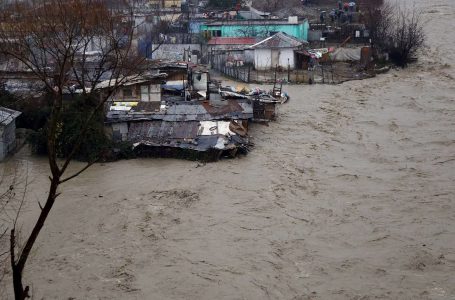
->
[363,1,394,53]
[235,20,273,38]
[0,1,154,299]
[364,2,425,66]
[0,160,29,300]
[388,5,425,66]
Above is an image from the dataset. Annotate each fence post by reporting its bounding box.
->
[274,64,277,84]
[287,58,290,82]
[321,64,325,84]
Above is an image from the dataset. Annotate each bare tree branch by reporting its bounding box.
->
[0,1,157,299]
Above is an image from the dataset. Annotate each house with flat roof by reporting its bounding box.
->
[200,17,309,41]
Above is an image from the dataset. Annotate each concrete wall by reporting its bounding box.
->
[278,48,295,69]
[254,49,272,70]
[254,48,296,71]
[244,49,255,64]
[193,72,208,92]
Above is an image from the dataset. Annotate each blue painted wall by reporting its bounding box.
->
[189,20,204,34]
[201,20,309,41]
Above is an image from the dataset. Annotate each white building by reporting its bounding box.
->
[250,32,307,71]
[0,107,21,161]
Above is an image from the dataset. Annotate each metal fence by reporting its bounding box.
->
[211,51,251,83]
[211,52,312,84]
[210,51,372,84]
[219,65,251,83]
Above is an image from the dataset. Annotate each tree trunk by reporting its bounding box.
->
[10,177,60,300]
[12,266,28,300]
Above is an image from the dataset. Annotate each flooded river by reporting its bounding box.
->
[2,0,455,298]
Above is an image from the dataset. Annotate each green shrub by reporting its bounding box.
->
[0,88,51,130]
[28,95,112,162]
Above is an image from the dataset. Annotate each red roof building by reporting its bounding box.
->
[208,37,258,46]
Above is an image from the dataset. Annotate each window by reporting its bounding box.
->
[123,87,133,97]
[212,30,222,37]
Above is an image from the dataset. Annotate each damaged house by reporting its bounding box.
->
[100,65,261,161]
[98,73,167,113]
[97,62,285,161]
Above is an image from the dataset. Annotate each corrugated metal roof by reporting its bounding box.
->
[106,100,254,123]
[129,121,200,143]
[250,32,306,49]
[128,120,249,152]
[0,107,21,126]
[208,37,258,45]
[238,10,264,20]
[95,73,167,90]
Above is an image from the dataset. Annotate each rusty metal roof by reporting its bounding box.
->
[95,73,167,90]
[106,100,254,123]
[208,37,258,45]
[134,101,161,112]
[128,120,249,152]
[129,121,200,143]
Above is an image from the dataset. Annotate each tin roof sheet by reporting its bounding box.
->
[208,37,258,45]
[0,107,21,126]
[250,32,306,49]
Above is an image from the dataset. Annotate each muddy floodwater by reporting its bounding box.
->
[2,0,455,299]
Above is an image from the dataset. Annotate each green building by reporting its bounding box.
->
[200,18,310,41]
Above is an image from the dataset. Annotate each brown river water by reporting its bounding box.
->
[1,0,455,298]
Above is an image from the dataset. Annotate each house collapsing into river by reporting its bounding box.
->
[99,61,288,161]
